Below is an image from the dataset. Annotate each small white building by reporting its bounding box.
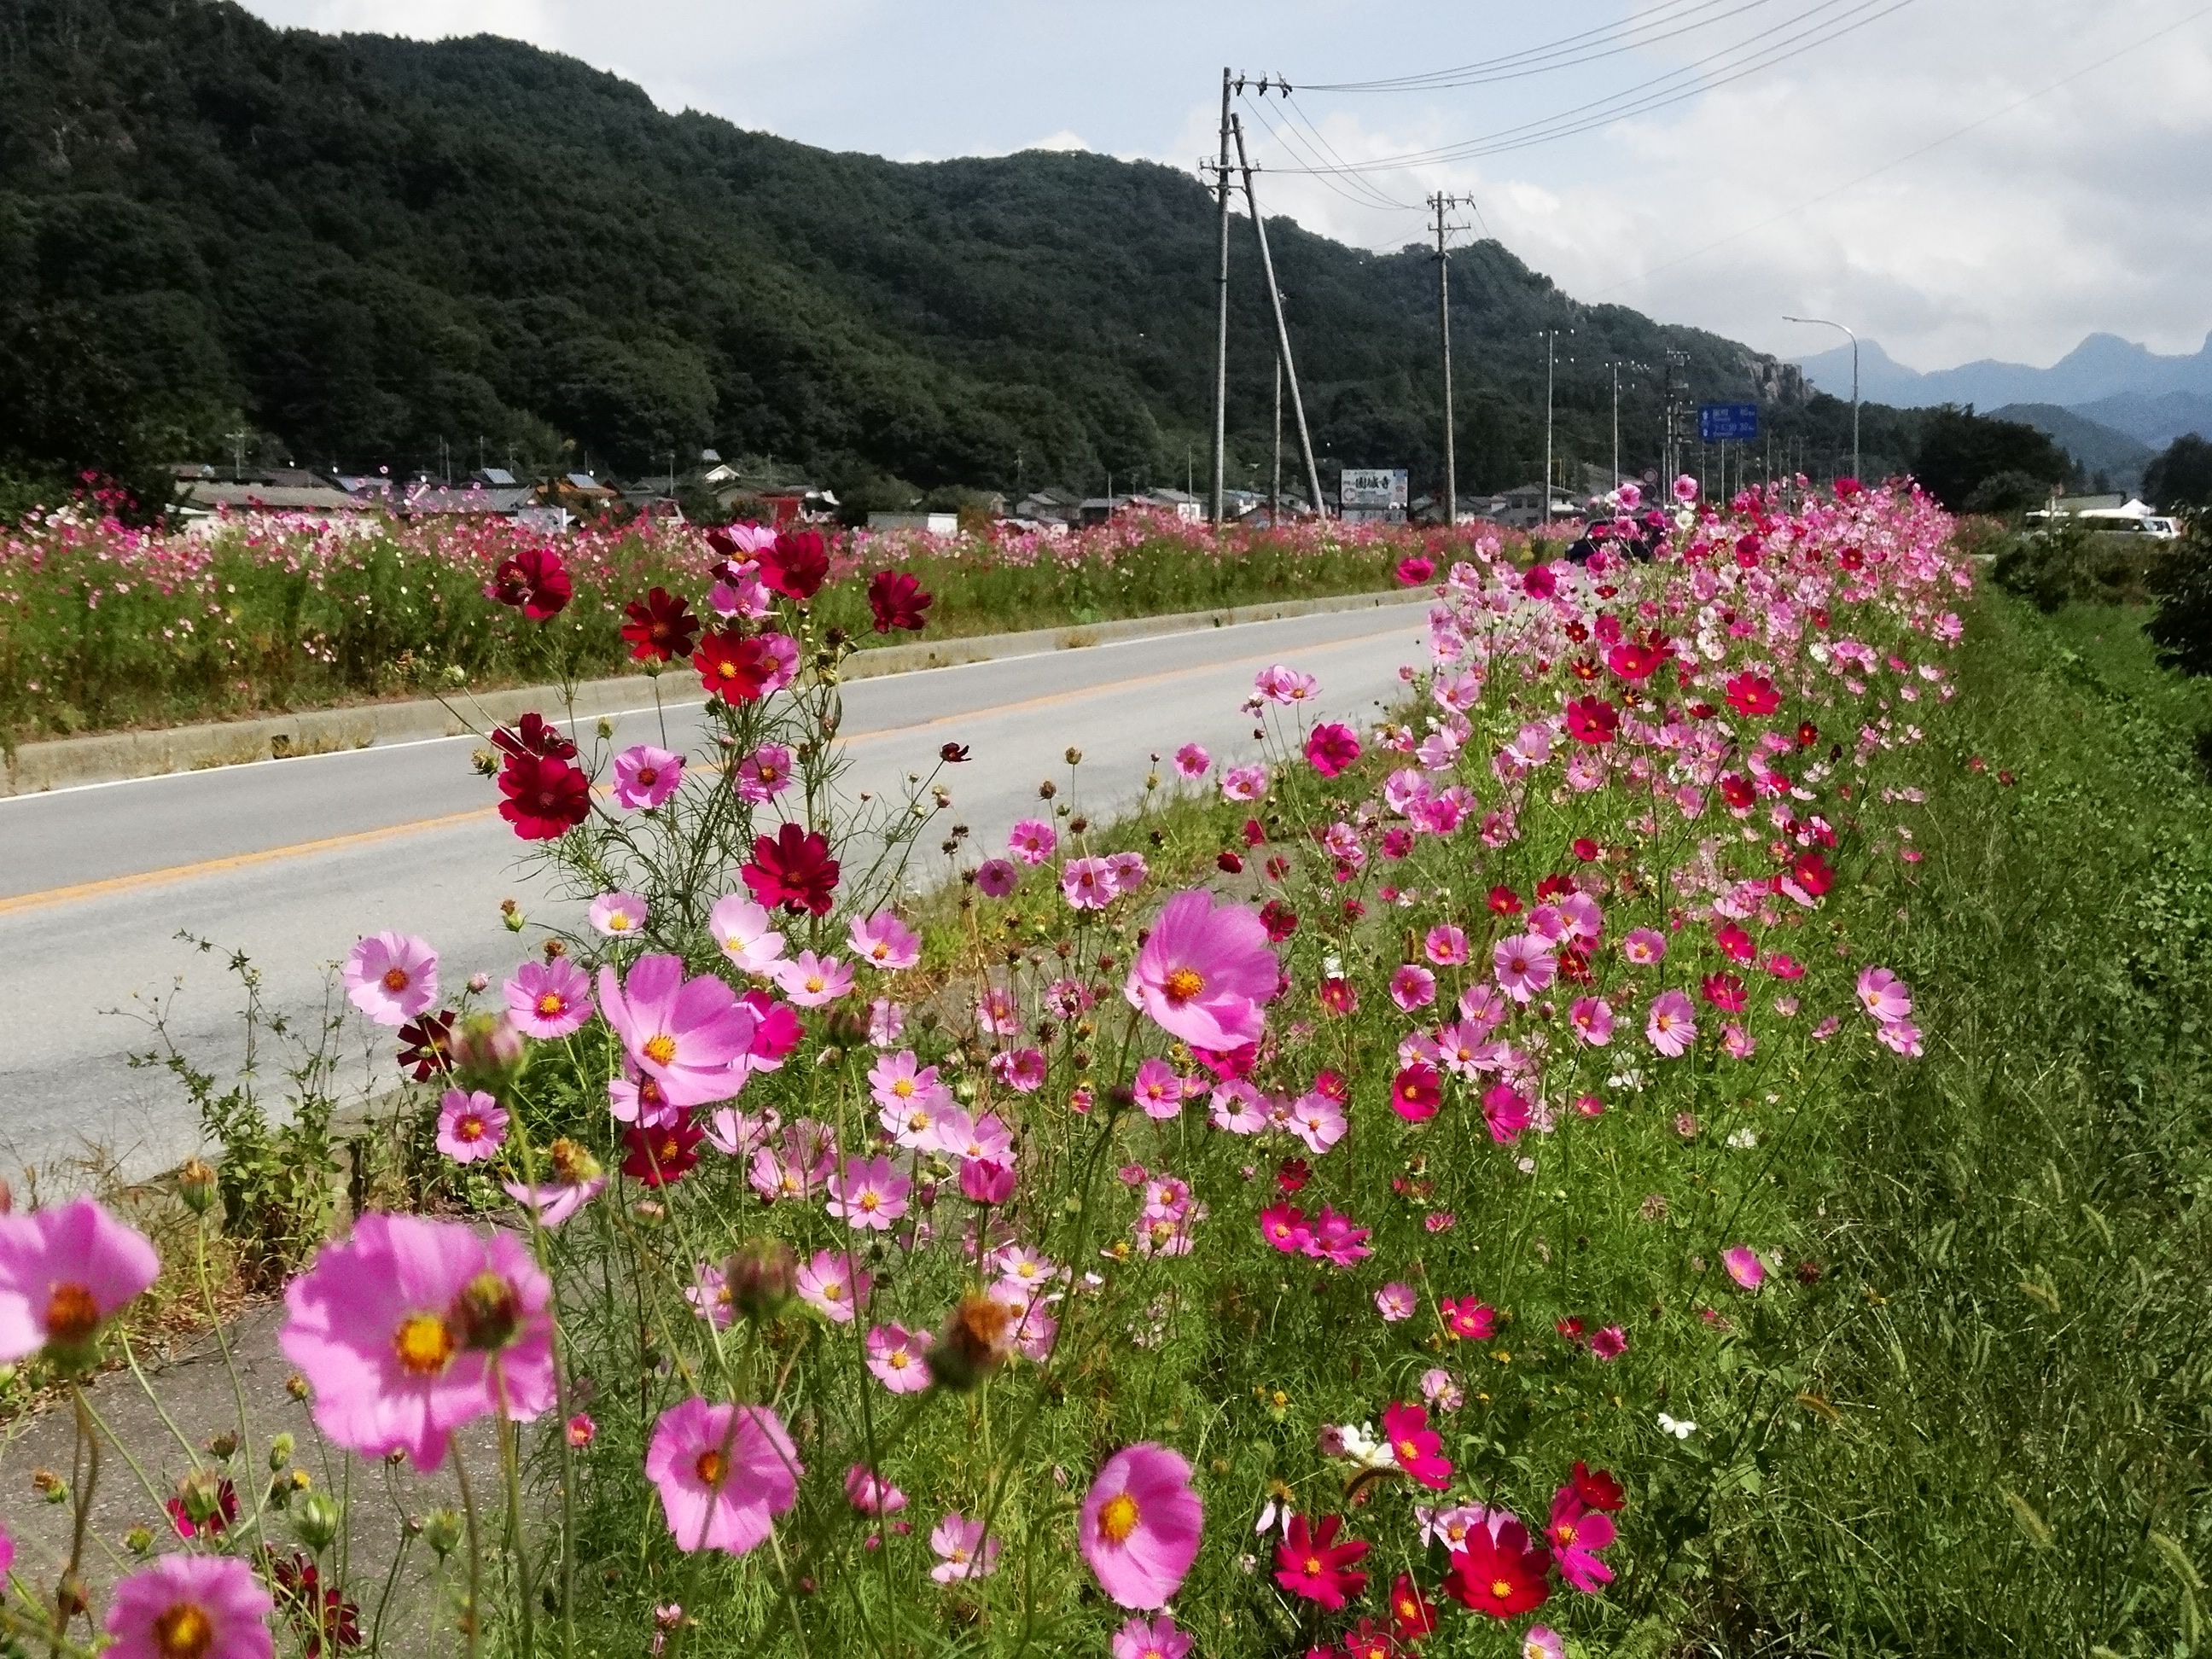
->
[867,511,959,535]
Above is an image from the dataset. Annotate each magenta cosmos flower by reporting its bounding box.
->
[597,954,759,1107]
[612,744,684,811]
[504,957,593,1039]
[1724,1245,1767,1290]
[645,1397,801,1555]
[343,932,439,1027]
[1112,1614,1194,1659]
[279,1214,555,1468]
[0,1196,160,1363]
[847,911,921,971]
[1080,1442,1204,1610]
[105,1552,274,1659]
[1646,989,1697,1057]
[1124,888,1279,1051]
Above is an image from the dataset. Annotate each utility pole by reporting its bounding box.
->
[1428,192,1469,527]
[1659,348,1690,484]
[226,429,248,481]
[1208,67,1233,527]
[1231,114,1325,522]
[1272,354,1283,525]
[1610,363,1623,491]
[1538,328,1571,525]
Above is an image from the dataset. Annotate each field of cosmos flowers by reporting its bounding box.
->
[0,502,1480,745]
[5,474,2211,1659]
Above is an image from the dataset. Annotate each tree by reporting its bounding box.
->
[2147,520,2212,676]
[2144,434,2212,511]
[1910,406,2073,511]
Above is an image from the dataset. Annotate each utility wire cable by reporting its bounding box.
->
[1304,0,1773,91]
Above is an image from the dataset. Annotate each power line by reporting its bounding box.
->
[1267,0,1907,176]
[1237,92,1411,214]
[1593,0,2212,294]
[1305,0,1776,92]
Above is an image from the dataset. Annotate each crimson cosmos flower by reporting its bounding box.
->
[1563,695,1619,744]
[757,529,830,601]
[621,1115,704,1186]
[692,629,782,701]
[483,545,572,620]
[498,751,592,841]
[866,569,933,632]
[1570,1461,1626,1512]
[1303,722,1361,777]
[742,824,841,916]
[492,711,578,763]
[1272,1512,1368,1610]
[620,586,701,662]
[266,1550,364,1656]
[1724,671,1782,716]
[1443,1517,1552,1618]
[393,1010,456,1082]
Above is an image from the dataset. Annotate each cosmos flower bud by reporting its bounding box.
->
[125,1525,154,1556]
[178,1158,218,1215]
[423,1508,465,1557]
[926,1292,1016,1394]
[725,1237,799,1322]
[451,1011,528,1094]
[268,1434,295,1470]
[294,1489,342,1553]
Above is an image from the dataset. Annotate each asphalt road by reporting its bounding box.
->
[0,603,1427,1184]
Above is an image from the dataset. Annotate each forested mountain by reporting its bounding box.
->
[0,0,1906,509]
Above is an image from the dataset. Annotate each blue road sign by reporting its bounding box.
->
[1699,403,1760,443]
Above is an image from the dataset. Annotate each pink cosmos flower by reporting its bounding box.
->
[1493,933,1557,1004]
[975,857,1019,897]
[1376,1282,1417,1322]
[598,954,760,1106]
[104,1553,274,1659]
[645,1397,801,1555]
[1007,818,1058,865]
[1111,1614,1194,1659]
[930,1512,1000,1583]
[1588,1325,1627,1360]
[775,951,853,1008]
[866,1324,934,1394]
[1172,743,1211,778]
[1877,1018,1925,1057]
[588,891,649,938]
[687,1262,735,1329]
[1646,989,1697,1057]
[1620,927,1668,966]
[1424,924,1470,965]
[1481,1084,1532,1144]
[436,1090,508,1162]
[1125,888,1279,1051]
[1062,856,1117,910]
[734,742,795,804]
[343,932,439,1027]
[1422,1367,1464,1411]
[1304,1205,1372,1267]
[1382,1401,1452,1491]
[1259,1202,1312,1254]
[503,1140,606,1226]
[1569,996,1615,1046]
[961,1158,1016,1204]
[1106,850,1150,897]
[1132,1057,1185,1120]
[1856,965,1912,1024]
[708,894,786,974]
[1220,764,1270,801]
[1546,1488,1617,1592]
[1672,473,1698,503]
[846,1464,907,1514]
[827,1155,911,1231]
[847,911,922,972]
[279,1214,554,1468]
[795,1249,870,1323]
[1439,1296,1496,1342]
[1724,1246,1767,1290]
[991,1048,1048,1092]
[1390,964,1438,1011]
[1254,664,1318,704]
[1080,1443,1204,1610]
[0,1196,160,1362]
[1289,1091,1348,1155]
[504,957,594,1039]
[612,744,684,811]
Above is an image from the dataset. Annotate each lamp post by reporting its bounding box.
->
[1783,314,1859,482]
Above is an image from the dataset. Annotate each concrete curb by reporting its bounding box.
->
[3,588,1429,795]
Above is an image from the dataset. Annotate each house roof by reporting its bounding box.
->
[404,486,538,514]
[182,480,378,514]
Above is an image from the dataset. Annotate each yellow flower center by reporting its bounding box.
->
[1162,967,1204,1004]
[1556,1522,1577,1545]
[608,913,632,932]
[892,1078,915,1098]
[1097,1492,1140,1544]
[457,1115,484,1142]
[695,1449,726,1486]
[393,1313,457,1377]
[859,1191,880,1212]
[1490,1577,1514,1602]
[888,1348,910,1369]
[821,1282,842,1302]
[805,975,824,993]
[381,967,410,992]
[1302,1554,1323,1575]
[1397,1439,1419,1460]
[152,1600,215,1659]
[44,1282,102,1345]
[537,992,565,1017]
[642,1033,678,1066]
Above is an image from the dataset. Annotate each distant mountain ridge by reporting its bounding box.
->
[1796,331,2212,416]
[1983,403,2154,492]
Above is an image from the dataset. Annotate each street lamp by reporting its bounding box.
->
[1782,314,1859,482]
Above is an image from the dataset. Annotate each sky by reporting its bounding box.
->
[236,0,2212,373]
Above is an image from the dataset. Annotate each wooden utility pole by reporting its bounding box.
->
[1429,193,1467,526]
[1208,67,1232,526]
[1231,114,1324,521]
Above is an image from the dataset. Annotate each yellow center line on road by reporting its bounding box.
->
[0,621,1419,917]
